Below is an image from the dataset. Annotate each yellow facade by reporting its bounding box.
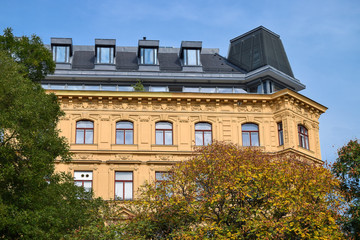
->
[52,88,326,200]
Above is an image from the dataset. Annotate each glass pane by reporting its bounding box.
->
[201,88,216,93]
[165,131,172,145]
[279,131,284,145]
[77,121,93,128]
[100,47,110,63]
[204,132,212,145]
[115,172,133,181]
[74,181,82,187]
[116,130,124,144]
[41,84,49,89]
[118,86,134,91]
[195,123,211,130]
[76,129,84,144]
[125,130,133,144]
[234,88,247,93]
[156,172,169,181]
[156,131,163,145]
[150,86,167,92]
[55,46,66,62]
[83,181,92,192]
[242,124,258,131]
[144,48,154,64]
[67,85,82,90]
[117,121,133,129]
[115,182,123,199]
[187,49,197,65]
[305,136,309,149]
[124,182,133,200]
[101,85,116,91]
[156,122,172,130]
[251,132,259,146]
[183,87,199,93]
[50,84,66,90]
[85,130,93,144]
[242,132,250,146]
[84,85,100,91]
[195,131,203,146]
[218,88,232,93]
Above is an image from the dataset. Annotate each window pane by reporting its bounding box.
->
[85,130,93,144]
[84,85,100,91]
[234,88,247,93]
[165,131,172,145]
[156,131,163,145]
[50,84,66,90]
[115,182,123,199]
[144,48,154,64]
[118,86,134,91]
[77,121,93,128]
[251,132,259,146]
[187,49,197,65]
[242,124,258,131]
[204,131,212,145]
[156,122,172,129]
[195,123,211,130]
[150,86,167,92]
[116,130,124,144]
[67,85,83,90]
[100,47,110,63]
[125,130,133,144]
[74,181,82,187]
[183,87,199,93]
[156,172,169,181]
[55,46,67,62]
[218,88,232,93]
[279,131,284,145]
[124,182,133,200]
[117,121,133,129]
[195,131,203,146]
[101,85,116,91]
[76,129,84,144]
[83,181,92,192]
[115,172,132,181]
[201,88,216,93]
[242,132,250,146]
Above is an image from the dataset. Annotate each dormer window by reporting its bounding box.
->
[51,38,72,63]
[180,41,202,66]
[95,39,116,64]
[138,39,159,65]
[183,49,200,66]
[140,48,157,65]
[96,47,114,64]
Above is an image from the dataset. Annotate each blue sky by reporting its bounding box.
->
[1,0,359,164]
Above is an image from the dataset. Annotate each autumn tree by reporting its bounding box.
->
[0,29,104,239]
[119,142,345,239]
[333,139,360,239]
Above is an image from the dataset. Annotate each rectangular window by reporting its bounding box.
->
[140,48,157,65]
[52,46,70,63]
[278,122,284,146]
[184,49,200,66]
[74,171,93,192]
[96,47,114,64]
[115,172,133,200]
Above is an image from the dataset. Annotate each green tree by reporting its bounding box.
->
[0,30,103,239]
[120,142,345,239]
[132,79,145,91]
[332,139,360,239]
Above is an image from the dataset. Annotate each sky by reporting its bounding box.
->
[1,0,359,164]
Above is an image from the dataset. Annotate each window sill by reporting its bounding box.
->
[94,64,116,70]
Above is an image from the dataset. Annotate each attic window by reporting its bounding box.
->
[96,47,114,64]
[183,49,200,66]
[140,48,157,65]
[52,46,70,63]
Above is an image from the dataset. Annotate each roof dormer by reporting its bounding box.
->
[51,38,72,68]
[138,38,159,71]
[180,41,202,72]
[95,39,116,70]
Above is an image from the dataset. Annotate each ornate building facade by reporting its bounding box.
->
[43,26,327,200]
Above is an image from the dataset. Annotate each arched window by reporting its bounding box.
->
[195,122,212,146]
[76,120,94,144]
[242,123,259,146]
[155,122,173,145]
[116,121,133,144]
[298,125,309,150]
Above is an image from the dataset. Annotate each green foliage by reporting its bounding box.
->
[0,28,55,82]
[120,142,345,239]
[132,79,145,92]
[333,139,360,239]
[0,30,104,239]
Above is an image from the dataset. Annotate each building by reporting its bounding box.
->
[43,26,327,202]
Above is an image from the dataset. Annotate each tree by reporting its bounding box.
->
[132,79,145,92]
[0,30,103,239]
[332,139,360,238]
[120,142,345,239]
